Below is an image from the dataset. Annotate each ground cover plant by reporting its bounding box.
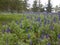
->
[0,13,60,45]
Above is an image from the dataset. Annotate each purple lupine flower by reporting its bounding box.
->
[30,40,33,45]
[6,27,10,33]
[58,34,60,39]
[59,17,60,20]
[58,11,60,15]
[36,17,40,22]
[43,12,48,15]
[26,28,28,32]
[44,19,47,25]
[16,21,18,24]
[47,20,50,24]
[27,34,30,39]
[40,34,44,39]
[30,26,32,30]
[58,15,60,21]
[46,34,49,38]
[44,20,46,25]
[47,42,51,45]
[20,24,22,28]
[27,16,30,19]
[50,25,54,30]
[58,12,60,20]
[39,22,42,27]
[53,17,56,23]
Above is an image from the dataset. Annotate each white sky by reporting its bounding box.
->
[28,0,60,7]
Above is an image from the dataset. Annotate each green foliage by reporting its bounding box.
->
[0,14,60,45]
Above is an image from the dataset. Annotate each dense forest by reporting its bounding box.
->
[0,0,53,13]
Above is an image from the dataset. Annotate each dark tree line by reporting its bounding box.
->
[32,0,52,12]
[0,0,28,13]
[0,0,52,13]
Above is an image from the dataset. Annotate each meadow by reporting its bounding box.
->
[0,13,60,45]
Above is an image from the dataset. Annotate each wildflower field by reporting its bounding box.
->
[0,13,60,45]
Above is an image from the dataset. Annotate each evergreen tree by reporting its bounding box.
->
[0,0,24,13]
[38,0,44,12]
[46,0,52,12]
[39,0,40,12]
[23,0,28,11]
[32,0,38,12]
